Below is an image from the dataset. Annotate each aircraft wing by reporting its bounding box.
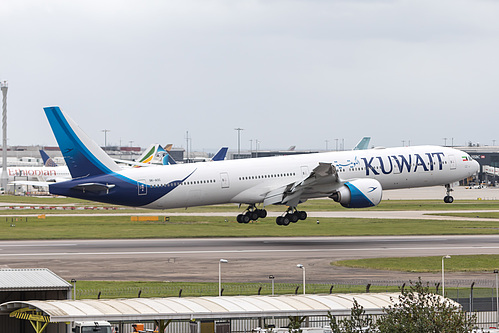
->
[9,180,52,187]
[263,162,341,207]
[113,158,159,167]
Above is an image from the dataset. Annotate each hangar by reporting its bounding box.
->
[0,293,403,333]
[0,268,71,333]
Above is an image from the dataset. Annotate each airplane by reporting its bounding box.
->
[44,106,479,226]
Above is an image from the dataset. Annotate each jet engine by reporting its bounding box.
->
[330,178,382,208]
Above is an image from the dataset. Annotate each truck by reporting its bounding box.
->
[73,321,113,333]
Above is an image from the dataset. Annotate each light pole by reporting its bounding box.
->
[269,275,275,296]
[495,269,499,326]
[296,264,305,295]
[219,259,228,296]
[234,128,243,159]
[71,279,77,300]
[101,129,110,148]
[1,81,8,193]
[442,255,451,296]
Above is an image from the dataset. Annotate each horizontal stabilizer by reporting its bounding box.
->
[71,183,116,193]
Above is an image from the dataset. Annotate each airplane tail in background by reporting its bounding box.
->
[39,150,58,167]
[137,144,160,164]
[353,137,371,150]
[44,106,121,178]
[212,147,228,161]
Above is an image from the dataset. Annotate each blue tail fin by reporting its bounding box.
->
[44,106,120,178]
[212,147,228,161]
[39,150,58,167]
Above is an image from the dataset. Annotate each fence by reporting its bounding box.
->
[74,280,499,332]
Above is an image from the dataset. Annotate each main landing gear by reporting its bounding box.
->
[236,205,308,226]
[276,207,307,226]
[444,184,454,203]
[237,205,267,223]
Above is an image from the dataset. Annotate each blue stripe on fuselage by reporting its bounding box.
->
[49,171,194,207]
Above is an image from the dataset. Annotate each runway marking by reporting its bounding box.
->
[2,246,499,257]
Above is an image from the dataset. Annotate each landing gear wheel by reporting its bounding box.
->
[257,209,267,219]
[237,214,244,223]
[276,216,290,226]
[281,216,290,226]
[444,195,454,204]
[241,213,251,223]
[249,211,259,221]
[297,211,307,220]
[287,213,299,223]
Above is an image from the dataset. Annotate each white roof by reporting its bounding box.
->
[0,268,71,291]
[0,293,405,322]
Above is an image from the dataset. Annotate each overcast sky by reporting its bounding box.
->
[1,0,498,152]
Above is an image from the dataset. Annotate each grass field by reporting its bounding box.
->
[3,195,499,289]
[3,214,499,239]
[2,196,499,214]
[73,279,491,299]
[332,254,499,273]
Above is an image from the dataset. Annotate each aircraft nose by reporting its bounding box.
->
[474,160,480,172]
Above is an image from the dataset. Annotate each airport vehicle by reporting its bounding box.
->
[73,321,112,333]
[44,106,479,226]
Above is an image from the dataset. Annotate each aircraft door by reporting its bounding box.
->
[301,166,309,177]
[220,172,230,188]
[137,179,147,195]
[449,155,457,170]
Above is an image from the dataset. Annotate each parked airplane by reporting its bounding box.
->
[44,106,479,226]
[7,165,71,183]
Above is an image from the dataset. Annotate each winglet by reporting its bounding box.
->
[44,106,120,178]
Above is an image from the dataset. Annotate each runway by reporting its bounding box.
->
[2,235,499,286]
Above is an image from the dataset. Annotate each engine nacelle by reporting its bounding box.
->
[330,178,383,208]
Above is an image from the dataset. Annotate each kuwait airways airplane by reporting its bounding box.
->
[45,106,479,226]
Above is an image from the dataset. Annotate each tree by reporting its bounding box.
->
[376,278,476,333]
[328,298,376,333]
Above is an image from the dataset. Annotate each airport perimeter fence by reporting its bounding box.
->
[75,279,499,305]
[75,280,499,332]
[75,281,403,299]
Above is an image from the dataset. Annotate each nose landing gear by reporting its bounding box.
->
[444,184,454,203]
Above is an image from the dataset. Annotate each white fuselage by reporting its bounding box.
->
[7,166,71,182]
[113,145,478,209]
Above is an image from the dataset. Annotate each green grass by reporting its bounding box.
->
[433,212,499,219]
[73,281,401,299]
[4,214,499,239]
[332,254,499,273]
[2,196,499,215]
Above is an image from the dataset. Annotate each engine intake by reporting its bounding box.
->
[330,178,382,208]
